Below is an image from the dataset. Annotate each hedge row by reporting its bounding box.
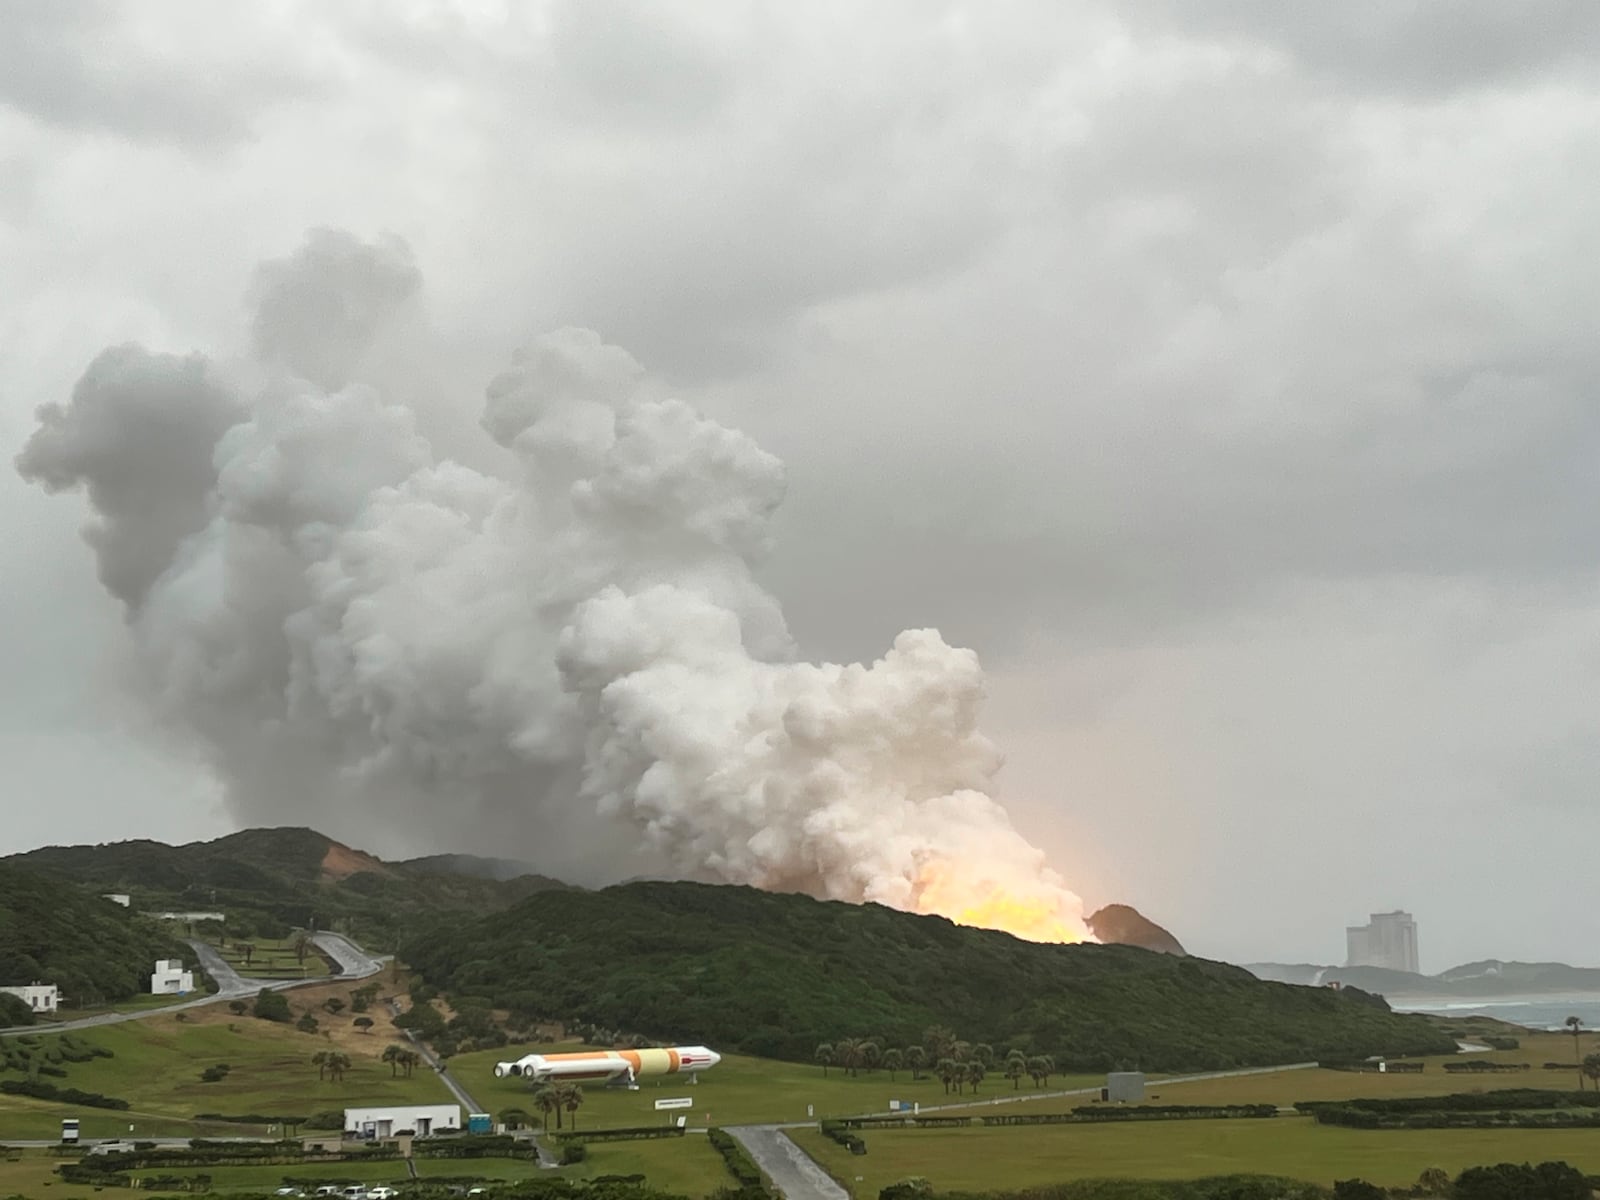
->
[1069,1104,1277,1122]
[819,1119,866,1154]
[0,1078,129,1109]
[706,1127,773,1197]
[1310,1107,1600,1131]
[1297,1089,1600,1116]
[550,1126,686,1143]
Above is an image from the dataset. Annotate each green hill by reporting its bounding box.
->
[0,864,190,1009]
[403,881,1458,1072]
[2,828,567,950]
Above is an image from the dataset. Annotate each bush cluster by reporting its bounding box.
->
[706,1128,772,1197]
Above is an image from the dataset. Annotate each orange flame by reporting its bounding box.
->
[911,862,1093,944]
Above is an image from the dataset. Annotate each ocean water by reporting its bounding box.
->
[1391,996,1600,1032]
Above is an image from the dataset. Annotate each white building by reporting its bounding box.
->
[101,894,131,907]
[1,983,60,1014]
[345,1104,460,1139]
[150,959,195,995]
[1346,910,1420,973]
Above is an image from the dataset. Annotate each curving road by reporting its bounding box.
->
[0,933,387,1039]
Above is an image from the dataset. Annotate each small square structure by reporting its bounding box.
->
[1,982,60,1014]
[1106,1071,1146,1103]
[150,959,194,995]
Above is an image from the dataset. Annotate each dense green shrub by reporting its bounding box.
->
[1453,1160,1589,1200]
[0,1078,129,1109]
[252,988,291,1023]
[706,1128,769,1194]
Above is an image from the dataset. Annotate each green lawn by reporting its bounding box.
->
[217,936,330,980]
[0,1015,451,1137]
[450,1040,1102,1130]
[789,1116,1600,1196]
[936,1030,1595,1116]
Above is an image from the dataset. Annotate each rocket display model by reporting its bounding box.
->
[493,1045,721,1086]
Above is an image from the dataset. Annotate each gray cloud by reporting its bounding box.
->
[5,1,1600,968]
[0,0,324,147]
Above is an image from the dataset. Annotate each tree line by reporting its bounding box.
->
[814,1025,1060,1094]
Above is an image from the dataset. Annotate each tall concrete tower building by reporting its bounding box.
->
[1346,910,1420,973]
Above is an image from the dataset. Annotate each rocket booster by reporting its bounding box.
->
[493,1045,720,1084]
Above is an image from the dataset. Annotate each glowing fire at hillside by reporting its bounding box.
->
[911,861,1096,944]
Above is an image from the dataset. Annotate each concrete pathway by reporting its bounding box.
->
[728,1124,850,1200]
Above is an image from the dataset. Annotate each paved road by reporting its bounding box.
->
[312,932,385,980]
[0,933,387,1040]
[728,1125,849,1200]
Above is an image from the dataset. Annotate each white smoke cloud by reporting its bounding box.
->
[15,231,1091,942]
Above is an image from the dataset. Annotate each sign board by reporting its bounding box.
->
[655,1097,694,1111]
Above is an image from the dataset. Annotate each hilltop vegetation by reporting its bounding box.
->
[2,827,567,948]
[0,864,190,1005]
[405,882,1456,1071]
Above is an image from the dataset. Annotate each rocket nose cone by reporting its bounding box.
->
[708,1050,721,1066]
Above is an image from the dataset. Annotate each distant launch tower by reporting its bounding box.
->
[1346,910,1419,973]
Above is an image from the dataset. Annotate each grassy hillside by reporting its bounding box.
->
[0,864,190,1007]
[405,882,1457,1071]
[2,827,567,950]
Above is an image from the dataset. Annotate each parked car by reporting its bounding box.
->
[367,1189,401,1199]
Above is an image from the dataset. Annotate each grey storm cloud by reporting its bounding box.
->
[4,1,1600,968]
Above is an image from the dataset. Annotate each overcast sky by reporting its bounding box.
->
[5,1,1599,970]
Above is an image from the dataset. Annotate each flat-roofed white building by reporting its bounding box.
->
[101,894,131,907]
[1,982,59,1013]
[345,1104,460,1139]
[150,959,194,994]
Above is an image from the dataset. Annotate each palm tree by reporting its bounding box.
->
[1583,1053,1600,1094]
[935,1058,959,1094]
[1568,1016,1585,1090]
[399,1049,420,1078]
[882,1048,904,1082]
[1004,1056,1025,1090]
[860,1042,882,1074]
[532,1086,558,1132]
[971,1044,995,1068]
[560,1083,584,1131]
[965,1060,986,1093]
[814,1043,835,1077]
[923,1025,957,1062]
[951,1040,972,1064]
[834,1037,865,1077]
[382,1044,402,1077]
[311,1050,329,1080]
[537,1084,564,1130]
[905,1046,927,1081]
[1026,1055,1052,1089]
[327,1052,351,1082]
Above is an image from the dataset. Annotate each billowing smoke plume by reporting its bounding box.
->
[16,232,1090,943]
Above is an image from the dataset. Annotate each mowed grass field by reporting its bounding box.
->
[936,1030,1597,1114]
[0,982,449,1140]
[217,936,330,979]
[450,1040,1104,1130]
[789,1118,1600,1195]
